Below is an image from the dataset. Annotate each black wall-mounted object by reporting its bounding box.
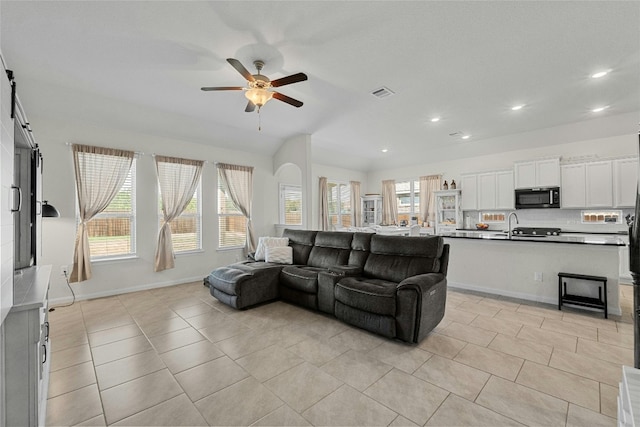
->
[6,69,15,119]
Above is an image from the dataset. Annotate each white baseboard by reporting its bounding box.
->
[448,281,622,316]
[48,275,206,307]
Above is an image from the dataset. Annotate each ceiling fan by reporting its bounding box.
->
[201,58,308,112]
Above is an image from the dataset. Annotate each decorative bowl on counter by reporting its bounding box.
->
[476,223,489,230]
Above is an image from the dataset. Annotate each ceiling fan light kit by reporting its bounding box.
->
[201,57,308,121]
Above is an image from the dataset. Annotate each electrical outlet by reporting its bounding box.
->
[534,272,543,282]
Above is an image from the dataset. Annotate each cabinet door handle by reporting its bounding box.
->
[10,186,22,213]
[42,344,47,364]
[45,321,50,341]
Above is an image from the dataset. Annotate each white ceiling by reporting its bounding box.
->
[1,1,639,172]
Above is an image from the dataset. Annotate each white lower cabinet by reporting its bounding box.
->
[4,266,51,427]
[619,365,640,427]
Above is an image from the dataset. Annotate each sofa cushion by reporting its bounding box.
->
[307,231,353,268]
[348,232,373,267]
[255,237,289,261]
[282,229,317,265]
[280,266,327,293]
[364,235,444,283]
[335,277,397,316]
[266,246,293,264]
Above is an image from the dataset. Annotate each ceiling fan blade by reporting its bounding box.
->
[270,72,308,88]
[245,101,256,113]
[201,86,244,91]
[272,92,304,108]
[227,58,255,82]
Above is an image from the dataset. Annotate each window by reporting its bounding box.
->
[327,181,351,227]
[479,212,506,223]
[396,180,420,223]
[218,173,247,248]
[86,161,136,259]
[280,184,302,225]
[582,210,622,224]
[159,182,201,253]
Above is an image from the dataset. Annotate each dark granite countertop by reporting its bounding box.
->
[440,231,626,246]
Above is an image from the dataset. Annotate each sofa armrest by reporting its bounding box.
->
[396,273,447,343]
[328,265,363,276]
[397,273,445,293]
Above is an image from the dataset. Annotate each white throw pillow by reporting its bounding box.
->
[254,237,289,261]
[265,246,293,264]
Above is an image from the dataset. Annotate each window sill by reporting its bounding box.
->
[217,246,245,252]
[91,255,139,264]
[175,249,204,257]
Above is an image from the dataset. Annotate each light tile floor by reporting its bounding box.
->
[45,281,635,426]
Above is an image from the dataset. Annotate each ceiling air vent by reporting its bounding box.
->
[371,86,395,99]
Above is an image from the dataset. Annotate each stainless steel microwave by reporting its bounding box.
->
[515,187,560,209]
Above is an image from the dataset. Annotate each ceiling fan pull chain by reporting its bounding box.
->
[258,107,262,131]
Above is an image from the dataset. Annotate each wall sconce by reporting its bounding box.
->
[42,200,60,218]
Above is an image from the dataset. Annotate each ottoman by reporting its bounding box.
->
[208,262,282,309]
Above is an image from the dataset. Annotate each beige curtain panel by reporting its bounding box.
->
[70,144,134,283]
[419,174,442,224]
[319,176,329,231]
[217,163,256,253]
[154,156,204,272]
[350,180,362,227]
[381,179,397,225]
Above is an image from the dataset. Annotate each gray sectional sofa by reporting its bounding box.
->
[208,229,449,343]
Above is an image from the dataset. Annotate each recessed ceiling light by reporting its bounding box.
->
[430,117,440,122]
[591,69,611,79]
[592,105,609,113]
[511,104,525,111]
[381,148,388,153]
[461,135,471,140]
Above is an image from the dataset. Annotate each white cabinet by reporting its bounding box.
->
[514,158,560,189]
[561,163,586,208]
[618,365,640,427]
[361,195,382,226]
[466,170,514,211]
[461,174,477,211]
[495,170,515,209]
[435,190,462,234]
[477,173,496,210]
[5,266,51,427]
[614,158,638,208]
[586,161,613,207]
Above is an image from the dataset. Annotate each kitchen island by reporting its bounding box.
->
[441,231,624,315]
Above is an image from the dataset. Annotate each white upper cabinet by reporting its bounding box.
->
[477,173,496,210]
[514,158,560,189]
[495,170,514,209]
[461,174,478,211]
[585,161,613,207]
[613,158,638,208]
[560,163,586,208]
[462,170,513,211]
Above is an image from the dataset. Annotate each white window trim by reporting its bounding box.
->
[327,180,351,227]
[78,159,137,261]
[396,179,420,217]
[279,183,303,225]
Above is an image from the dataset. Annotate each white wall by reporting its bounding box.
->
[34,118,281,303]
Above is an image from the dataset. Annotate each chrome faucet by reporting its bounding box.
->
[508,212,519,239]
